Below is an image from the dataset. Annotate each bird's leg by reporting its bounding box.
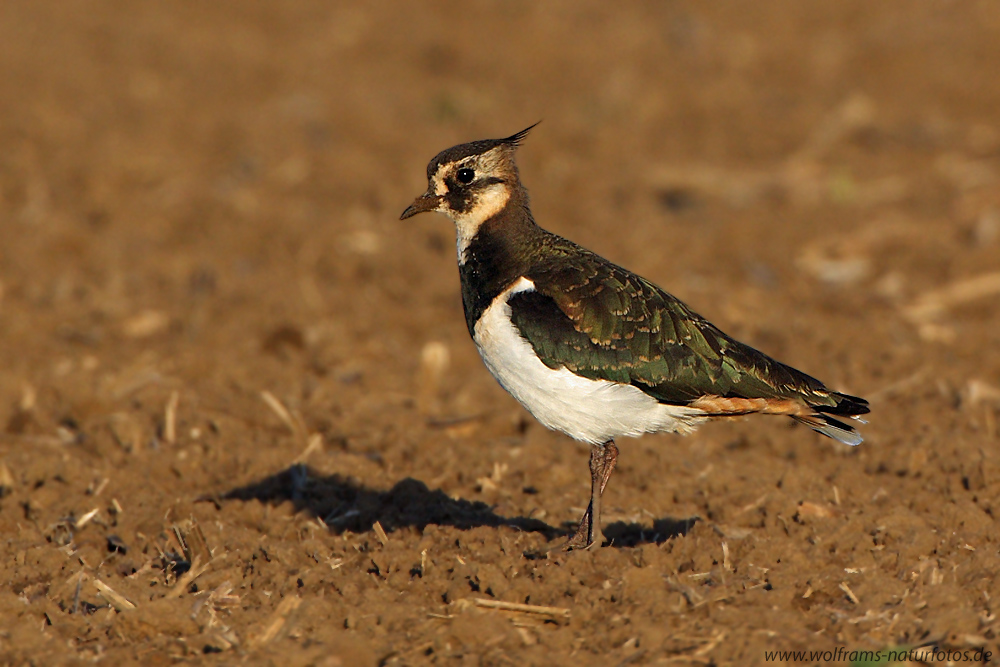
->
[565,441,618,550]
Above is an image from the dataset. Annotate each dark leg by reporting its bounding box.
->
[565,441,618,550]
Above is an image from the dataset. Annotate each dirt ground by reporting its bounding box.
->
[2,2,1000,665]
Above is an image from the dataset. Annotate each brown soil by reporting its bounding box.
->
[3,2,1000,665]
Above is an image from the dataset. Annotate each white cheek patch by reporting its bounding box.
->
[452,184,510,263]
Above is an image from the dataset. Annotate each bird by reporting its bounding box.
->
[400,124,869,550]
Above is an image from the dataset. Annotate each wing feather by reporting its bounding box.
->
[508,259,846,410]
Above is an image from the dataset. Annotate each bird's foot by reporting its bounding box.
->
[561,441,618,550]
[562,504,603,550]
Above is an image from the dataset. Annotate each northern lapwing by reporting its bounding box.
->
[401,125,869,549]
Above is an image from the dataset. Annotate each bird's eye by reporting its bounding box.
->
[456,168,475,184]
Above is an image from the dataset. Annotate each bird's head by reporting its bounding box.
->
[401,124,538,257]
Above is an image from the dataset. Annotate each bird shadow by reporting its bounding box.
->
[216,464,557,539]
[603,516,699,548]
[213,464,698,549]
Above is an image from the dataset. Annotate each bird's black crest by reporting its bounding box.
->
[425,122,540,180]
[503,121,541,147]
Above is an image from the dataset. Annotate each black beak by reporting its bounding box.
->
[400,193,442,220]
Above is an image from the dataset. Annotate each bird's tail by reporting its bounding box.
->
[689,391,870,446]
[792,392,870,446]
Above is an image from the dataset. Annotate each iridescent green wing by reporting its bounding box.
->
[511,257,836,407]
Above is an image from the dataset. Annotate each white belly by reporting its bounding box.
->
[473,278,706,444]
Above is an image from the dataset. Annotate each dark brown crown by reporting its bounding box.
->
[425,122,539,180]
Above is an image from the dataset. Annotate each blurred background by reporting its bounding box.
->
[2,2,999,663]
